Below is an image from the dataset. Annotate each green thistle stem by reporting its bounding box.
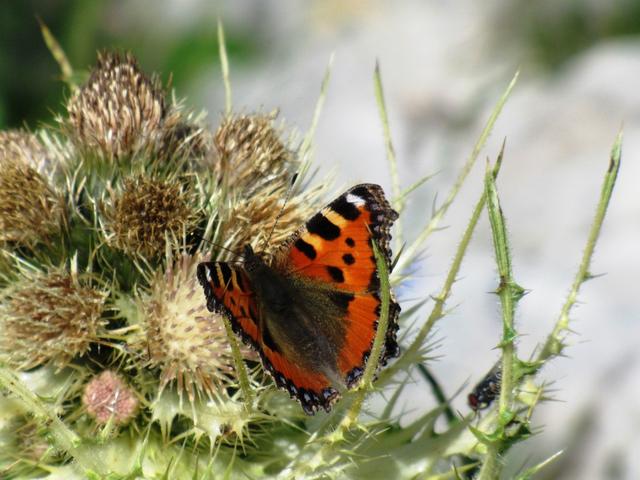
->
[341,239,391,428]
[220,315,254,409]
[477,160,523,480]
[515,450,564,480]
[416,364,456,427]
[393,71,519,276]
[484,161,518,414]
[537,132,622,362]
[39,19,75,87]
[384,144,504,381]
[395,172,438,208]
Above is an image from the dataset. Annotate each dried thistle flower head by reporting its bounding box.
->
[0,130,50,168]
[0,268,107,370]
[82,370,139,425]
[103,175,198,258]
[214,113,294,194]
[137,253,240,401]
[0,131,64,246]
[66,51,166,158]
[220,185,322,261]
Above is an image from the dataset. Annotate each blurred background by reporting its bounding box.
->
[2,1,638,478]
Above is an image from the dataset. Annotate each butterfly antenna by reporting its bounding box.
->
[263,173,299,250]
[193,234,245,259]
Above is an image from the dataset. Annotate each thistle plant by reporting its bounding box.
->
[0,23,622,479]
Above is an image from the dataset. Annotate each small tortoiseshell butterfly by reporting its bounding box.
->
[197,184,400,414]
[468,362,502,411]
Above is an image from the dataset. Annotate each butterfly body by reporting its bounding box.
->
[242,245,347,385]
[198,184,400,414]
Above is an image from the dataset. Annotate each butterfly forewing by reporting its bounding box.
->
[283,184,401,381]
[196,262,260,348]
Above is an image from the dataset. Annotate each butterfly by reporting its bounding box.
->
[468,362,502,411]
[197,184,400,414]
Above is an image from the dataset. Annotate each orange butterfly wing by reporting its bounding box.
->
[281,184,400,386]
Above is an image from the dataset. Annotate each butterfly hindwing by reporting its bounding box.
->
[197,259,338,413]
[258,343,338,414]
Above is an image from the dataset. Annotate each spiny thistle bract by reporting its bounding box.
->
[0,33,620,480]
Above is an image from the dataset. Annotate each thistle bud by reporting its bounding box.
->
[0,269,107,370]
[219,186,320,261]
[0,130,64,246]
[82,370,139,425]
[136,253,240,401]
[0,130,50,168]
[103,175,197,259]
[66,51,166,158]
[214,113,294,194]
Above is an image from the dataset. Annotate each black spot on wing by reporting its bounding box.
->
[307,213,340,240]
[218,263,233,291]
[262,324,280,353]
[295,238,317,260]
[329,195,361,220]
[235,271,246,292]
[342,253,355,265]
[208,264,221,289]
[249,304,258,321]
[328,291,354,311]
[196,263,215,310]
[345,237,355,247]
[326,266,344,283]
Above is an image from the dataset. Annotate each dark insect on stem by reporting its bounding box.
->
[468,361,502,411]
